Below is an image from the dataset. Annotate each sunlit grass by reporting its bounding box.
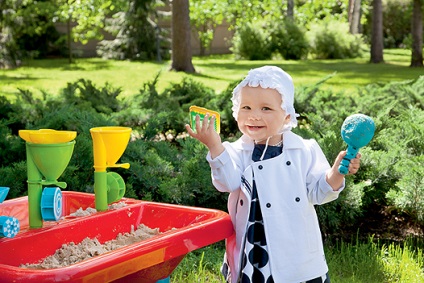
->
[172,237,424,283]
[1,49,422,99]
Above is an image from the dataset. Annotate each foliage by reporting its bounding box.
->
[269,19,309,60]
[307,20,365,59]
[231,21,273,60]
[1,67,424,236]
[97,0,169,61]
[223,0,284,31]
[362,0,413,48]
[54,0,123,45]
[295,0,348,27]
[0,0,60,67]
[61,79,123,115]
[189,0,226,56]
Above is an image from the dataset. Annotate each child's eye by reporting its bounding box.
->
[262,107,272,111]
[241,106,251,110]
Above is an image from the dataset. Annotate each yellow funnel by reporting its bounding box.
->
[90,127,131,172]
[19,129,77,144]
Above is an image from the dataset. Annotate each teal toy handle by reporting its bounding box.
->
[339,145,359,174]
[338,114,376,175]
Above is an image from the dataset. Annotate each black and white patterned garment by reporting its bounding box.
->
[238,144,330,283]
[239,144,282,283]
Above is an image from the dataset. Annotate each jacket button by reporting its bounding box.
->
[240,199,243,206]
[266,203,271,208]
[295,197,300,202]
[286,161,291,166]
[258,165,263,170]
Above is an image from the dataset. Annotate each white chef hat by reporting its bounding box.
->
[231,65,299,132]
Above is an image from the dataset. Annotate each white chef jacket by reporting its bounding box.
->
[206,131,344,283]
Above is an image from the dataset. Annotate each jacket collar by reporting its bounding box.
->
[232,131,304,151]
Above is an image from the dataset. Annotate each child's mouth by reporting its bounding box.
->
[248,125,264,130]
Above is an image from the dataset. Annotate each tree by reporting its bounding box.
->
[287,0,294,19]
[0,0,57,68]
[410,0,423,67]
[171,0,195,72]
[55,0,121,63]
[348,0,362,34]
[189,0,225,56]
[370,0,384,63]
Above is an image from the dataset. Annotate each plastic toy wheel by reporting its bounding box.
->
[0,216,20,238]
[41,187,63,221]
[107,172,126,204]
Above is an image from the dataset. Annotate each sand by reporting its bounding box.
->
[21,204,160,269]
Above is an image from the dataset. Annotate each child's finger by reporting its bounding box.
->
[185,124,196,137]
[202,113,210,130]
[195,114,201,131]
[209,115,216,132]
[334,151,346,167]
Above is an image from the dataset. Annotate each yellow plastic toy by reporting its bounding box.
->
[19,129,77,144]
[189,106,220,134]
[90,126,131,211]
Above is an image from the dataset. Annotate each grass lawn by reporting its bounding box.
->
[172,238,424,283]
[1,49,422,99]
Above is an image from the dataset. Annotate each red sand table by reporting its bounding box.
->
[0,191,234,283]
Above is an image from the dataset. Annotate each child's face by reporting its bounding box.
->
[237,86,290,144]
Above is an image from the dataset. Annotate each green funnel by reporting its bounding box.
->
[27,141,75,188]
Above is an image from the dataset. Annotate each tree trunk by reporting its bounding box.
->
[171,0,195,73]
[67,18,73,64]
[349,0,362,34]
[410,0,423,67]
[370,0,384,63]
[287,0,294,19]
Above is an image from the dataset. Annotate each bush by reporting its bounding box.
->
[307,20,364,59]
[231,21,273,60]
[2,74,424,237]
[61,79,123,115]
[270,19,309,60]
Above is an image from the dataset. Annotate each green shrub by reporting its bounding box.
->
[270,19,309,60]
[61,79,123,115]
[307,20,364,59]
[231,21,273,60]
[2,74,424,235]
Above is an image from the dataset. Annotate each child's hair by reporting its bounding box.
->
[231,65,299,132]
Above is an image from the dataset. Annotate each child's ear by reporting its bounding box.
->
[285,114,291,122]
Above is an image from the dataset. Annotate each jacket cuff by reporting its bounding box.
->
[206,149,230,169]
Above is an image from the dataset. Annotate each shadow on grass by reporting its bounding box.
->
[19,58,164,71]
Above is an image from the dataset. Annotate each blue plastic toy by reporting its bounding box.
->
[339,114,375,175]
[41,187,63,221]
[0,187,10,203]
[0,187,20,238]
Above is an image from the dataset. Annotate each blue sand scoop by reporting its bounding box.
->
[0,187,20,238]
[339,114,375,174]
[0,187,10,203]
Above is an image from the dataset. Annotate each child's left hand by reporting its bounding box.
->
[327,151,361,191]
[335,151,361,175]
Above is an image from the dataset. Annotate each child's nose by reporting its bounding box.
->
[249,111,261,120]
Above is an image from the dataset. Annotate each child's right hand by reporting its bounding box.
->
[185,114,224,159]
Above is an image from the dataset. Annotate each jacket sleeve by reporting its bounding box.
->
[305,139,345,205]
[206,142,244,193]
